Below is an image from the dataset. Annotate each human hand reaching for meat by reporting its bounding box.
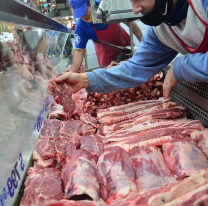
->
[163,66,178,99]
[55,72,89,93]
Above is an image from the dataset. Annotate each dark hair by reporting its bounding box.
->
[86,0,91,6]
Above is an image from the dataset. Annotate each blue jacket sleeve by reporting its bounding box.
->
[173,0,208,82]
[86,26,178,94]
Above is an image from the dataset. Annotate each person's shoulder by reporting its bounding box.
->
[76,18,83,26]
[201,0,208,10]
[76,18,91,29]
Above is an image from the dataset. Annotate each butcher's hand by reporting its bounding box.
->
[163,66,178,99]
[55,72,89,93]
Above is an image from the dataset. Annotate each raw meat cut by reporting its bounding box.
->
[60,120,82,137]
[84,72,164,116]
[130,146,177,192]
[45,199,103,206]
[97,99,166,116]
[52,161,63,170]
[78,123,96,136]
[40,119,61,139]
[180,120,205,130]
[33,161,43,169]
[163,141,208,180]
[33,160,62,170]
[97,146,137,204]
[43,119,61,130]
[80,135,104,157]
[101,115,179,135]
[80,113,99,128]
[99,103,186,134]
[62,149,99,201]
[148,169,208,206]
[108,187,164,206]
[107,126,199,151]
[72,100,84,116]
[191,130,208,158]
[114,118,204,133]
[33,139,56,168]
[163,183,208,206]
[60,120,96,137]
[48,78,75,113]
[100,105,186,126]
[49,105,71,121]
[110,169,208,206]
[40,127,60,140]
[72,88,87,102]
[20,168,64,206]
[104,118,192,144]
[193,195,208,206]
[98,101,183,126]
[55,137,80,166]
[97,99,169,119]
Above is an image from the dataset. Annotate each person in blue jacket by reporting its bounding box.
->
[56,0,208,100]
[69,0,143,71]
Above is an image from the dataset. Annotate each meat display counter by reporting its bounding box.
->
[2,1,208,206]
[0,1,72,205]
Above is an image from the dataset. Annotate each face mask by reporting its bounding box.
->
[82,15,93,23]
[140,0,173,26]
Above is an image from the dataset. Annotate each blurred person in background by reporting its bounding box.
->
[69,0,143,72]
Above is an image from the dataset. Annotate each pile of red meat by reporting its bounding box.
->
[48,76,88,121]
[52,60,163,117]
[20,92,208,205]
[20,60,208,206]
[83,72,163,116]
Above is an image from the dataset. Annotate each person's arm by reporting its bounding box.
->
[72,22,89,72]
[123,21,143,42]
[56,26,178,94]
[86,26,177,93]
[71,49,85,72]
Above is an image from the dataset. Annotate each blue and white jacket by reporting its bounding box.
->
[86,0,208,94]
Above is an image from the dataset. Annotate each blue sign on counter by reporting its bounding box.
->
[34,96,50,132]
[0,153,25,206]
[0,95,51,206]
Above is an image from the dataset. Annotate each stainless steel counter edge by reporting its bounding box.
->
[0,0,71,33]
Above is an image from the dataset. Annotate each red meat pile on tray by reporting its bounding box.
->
[83,61,163,116]
[20,60,208,206]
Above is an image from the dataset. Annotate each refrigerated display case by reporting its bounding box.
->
[0,1,72,205]
[1,1,208,206]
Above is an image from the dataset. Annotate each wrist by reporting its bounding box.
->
[81,73,89,88]
[71,67,77,72]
